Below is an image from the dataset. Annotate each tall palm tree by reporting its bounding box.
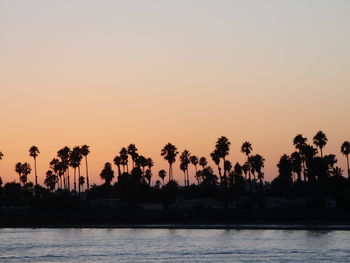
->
[190,155,199,184]
[57,146,71,190]
[49,158,60,188]
[293,134,307,181]
[145,169,152,187]
[158,169,167,185]
[127,144,138,169]
[78,176,85,193]
[20,162,31,186]
[241,162,249,180]
[180,161,187,186]
[210,149,222,182]
[341,141,350,179]
[15,162,22,183]
[215,136,231,183]
[100,162,114,185]
[291,151,302,182]
[80,145,90,190]
[44,170,58,192]
[119,147,129,173]
[199,157,207,169]
[161,143,178,182]
[137,155,148,177]
[251,154,265,186]
[147,158,154,171]
[29,146,40,186]
[0,151,3,182]
[70,146,82,192]
[241,141,252,183]
[179,150,191,186]
[113,155,122,177]
[313,130,328,157]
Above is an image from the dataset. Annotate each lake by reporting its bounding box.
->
[1,228,350,262]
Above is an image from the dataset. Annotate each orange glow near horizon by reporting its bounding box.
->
[1,1,350,186]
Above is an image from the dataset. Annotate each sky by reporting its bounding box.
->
[1,0,349,186]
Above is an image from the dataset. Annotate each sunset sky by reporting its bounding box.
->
[1,0,349,185]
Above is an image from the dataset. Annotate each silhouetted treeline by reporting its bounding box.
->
[0,132,349,210]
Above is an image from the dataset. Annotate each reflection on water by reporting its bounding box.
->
[0,228,350,262]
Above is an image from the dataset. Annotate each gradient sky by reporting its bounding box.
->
[1,0,349,185]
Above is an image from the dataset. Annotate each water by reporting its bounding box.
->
[1,228,350,262]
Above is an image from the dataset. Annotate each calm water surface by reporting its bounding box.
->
[1,228,350,262]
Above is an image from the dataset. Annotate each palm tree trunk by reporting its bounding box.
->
[67,168,70,191]
[169,164,171,182]
[186,168,189,186]
[34,157,38,186]
[74,168,77,192]
[347,154,350,179]
[85,156,89,190]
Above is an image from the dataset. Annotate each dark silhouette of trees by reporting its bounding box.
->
[210,149,222,182]
[199,157,207,169]
[313,131,328,157]
[80,145,90,190]
[341,141,350,179]
[57,146,71,190]
[44,170,58,192]
[70,146,82,192]
[190,155,199,184]
[79,176,85,193]
[161,143,178,182]
[127,144,138,169]
[179,150,190,186]
[158,169,166,185]
[291,151,302,182]
[119,147,129,173]
[293,134,307,181]
[241,141,252,184]
[15,162,31,186]
[29,146,40,186]
[215,136,231,184]
[113,155,122,177]
[100,162,114,185]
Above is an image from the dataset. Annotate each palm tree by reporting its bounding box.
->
[70,146,82,192]
[137,155,148,177]
[127,144,138,169]
[341,141,350,179]
[80,145,90,190]
[147,158,154,171]
[0,151,3,161]
[313,131,328,157]
[199,157,207,169]
[291,151,302,181]
[251,154,265,186]
[158,169,166,186]
[210,150,222,182]
[293,134,307,181]
[241,141,252,183]
[145,169,152,186]
[190,155,199,184]
[241,162,249,180]
[49,158,61,188]
[20,162,31,186]
[119,147,129,173]
[179,150,191,186]
[161,143,178,182]
[57,146,71,190]
[15,162,22,183]
[180,161,187,186]
[215,136,231,183]
[78,176,85,193]
[29,146,40,186]
[44,170,58,192]
[113,155,122,177]
[100,162,114,185]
